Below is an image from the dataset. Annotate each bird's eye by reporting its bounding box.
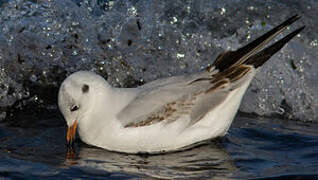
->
[70,105,79,112]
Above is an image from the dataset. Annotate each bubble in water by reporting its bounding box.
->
[30,74,37,82]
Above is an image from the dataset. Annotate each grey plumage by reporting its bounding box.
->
[117,15,304,128]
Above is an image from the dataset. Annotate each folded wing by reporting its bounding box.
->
[117,15,304,128]
[117,66,252,128]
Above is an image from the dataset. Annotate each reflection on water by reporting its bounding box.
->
[0,111,318,179]
[71,142,236,179]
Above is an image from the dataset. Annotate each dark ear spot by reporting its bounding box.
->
[82,84,89,93]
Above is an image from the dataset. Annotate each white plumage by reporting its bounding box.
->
[58,15,304,153]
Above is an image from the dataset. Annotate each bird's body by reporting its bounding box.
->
[58,15,304,153]
[64,70,254,153]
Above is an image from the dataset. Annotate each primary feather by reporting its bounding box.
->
[117,15,304,128]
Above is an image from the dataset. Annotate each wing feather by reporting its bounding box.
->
[117,15,304,128]
[117,66,253,128]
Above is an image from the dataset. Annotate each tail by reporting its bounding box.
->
[211,14,304,72]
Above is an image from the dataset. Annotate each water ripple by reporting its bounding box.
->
[0,112,317,179]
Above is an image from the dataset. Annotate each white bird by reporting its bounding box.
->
[58,15,304,154]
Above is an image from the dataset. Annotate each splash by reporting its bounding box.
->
[0,0,317,121]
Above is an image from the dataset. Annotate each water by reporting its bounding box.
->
[1,111,317,179]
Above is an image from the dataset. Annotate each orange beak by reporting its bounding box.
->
[66,120,77,147]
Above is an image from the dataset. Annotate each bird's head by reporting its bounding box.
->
[58,71,108,147]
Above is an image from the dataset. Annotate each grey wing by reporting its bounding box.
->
[116,72,211,127]
[116,66,252,128]
[117,15,304,128]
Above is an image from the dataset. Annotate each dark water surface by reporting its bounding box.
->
[0,111,317,179]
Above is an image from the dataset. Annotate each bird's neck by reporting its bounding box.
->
[82,85,139,125]
[77,86,139,146]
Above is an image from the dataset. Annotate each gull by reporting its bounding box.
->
[58,15,304,154]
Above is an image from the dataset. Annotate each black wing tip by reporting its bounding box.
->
[288,14,301,22]
[296,25,306,33]
[246,25,305,68]
[212,14,303,71]
[282,14,301,27]
[212,14,302,72]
